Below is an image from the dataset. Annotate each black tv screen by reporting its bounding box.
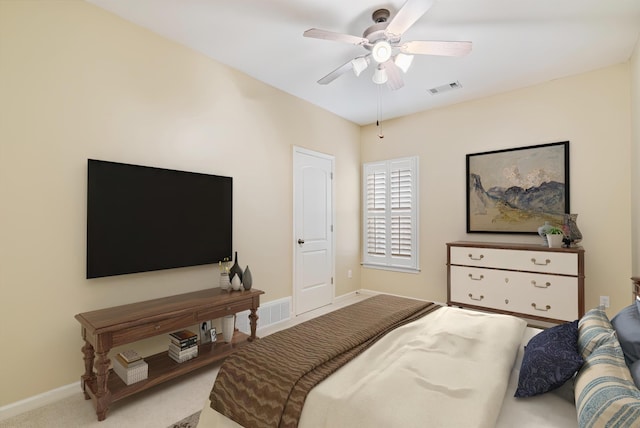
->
[87,159,232,279]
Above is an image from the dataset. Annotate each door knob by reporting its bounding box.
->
[297,239,305,245]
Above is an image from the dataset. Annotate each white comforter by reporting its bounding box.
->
[297,306,526,428]
[200,306,527,428]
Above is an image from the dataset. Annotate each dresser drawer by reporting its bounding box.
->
[450,266,579,321]
[508,274,578,321]
[450,246,578,275]
[196,300,251,321]
[449,267,510,312]
[111,314,196,346]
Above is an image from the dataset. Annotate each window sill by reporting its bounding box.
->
[361,263,421,274]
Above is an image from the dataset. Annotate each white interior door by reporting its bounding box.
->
[293,147,334,315]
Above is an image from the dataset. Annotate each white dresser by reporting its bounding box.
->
[447,241,585,323]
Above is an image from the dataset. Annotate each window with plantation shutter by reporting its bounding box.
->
[362,156,419,272]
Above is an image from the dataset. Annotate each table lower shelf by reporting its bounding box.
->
[85,331,250,403]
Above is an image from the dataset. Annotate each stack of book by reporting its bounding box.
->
[168,329,198,363]
[113,350,148,385]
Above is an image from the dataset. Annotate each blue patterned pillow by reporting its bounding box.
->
[515,320,584,398]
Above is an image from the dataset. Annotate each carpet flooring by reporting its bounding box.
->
[168,411,200,428]
[0,366,218,428]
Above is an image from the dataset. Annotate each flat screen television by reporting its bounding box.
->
[87,159,232,279]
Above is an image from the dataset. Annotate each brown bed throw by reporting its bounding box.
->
[210,295,440,428]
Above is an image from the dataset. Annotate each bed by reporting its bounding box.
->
[198,294,640,428]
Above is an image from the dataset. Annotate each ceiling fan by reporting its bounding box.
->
[303,0,472,90]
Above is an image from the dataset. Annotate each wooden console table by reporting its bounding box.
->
[75,288,264,421]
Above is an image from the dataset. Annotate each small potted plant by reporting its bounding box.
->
[546,226,564,248]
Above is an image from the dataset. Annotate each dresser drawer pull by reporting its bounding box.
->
[226,307,232,311]
[531,303,551,312]
[468,293,484,301]
[468,274,484,281]
[468,253,484,261]
[531,258,551,266]
[532,280,551,289]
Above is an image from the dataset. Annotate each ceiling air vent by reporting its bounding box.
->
[428,81,462,95]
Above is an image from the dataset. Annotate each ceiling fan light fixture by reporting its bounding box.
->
[371,41,392,63]
[394,53,414,73]
[372,65,388,85]
[351,56,369,77]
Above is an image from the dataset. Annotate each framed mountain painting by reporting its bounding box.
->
[466,141,569,233]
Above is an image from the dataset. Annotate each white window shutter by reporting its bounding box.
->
[362,157,418,271]
[364,163,387,260]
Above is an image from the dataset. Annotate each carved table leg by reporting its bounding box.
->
[94,351,112,421]
[80,341,95,400]
[248,308,259,341]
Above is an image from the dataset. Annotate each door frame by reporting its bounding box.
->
[292,146,336,316]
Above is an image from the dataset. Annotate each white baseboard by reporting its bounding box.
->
[334,289,374,304]
[0,382,79,422]
[358,289,446,306]
[352,289,379,297]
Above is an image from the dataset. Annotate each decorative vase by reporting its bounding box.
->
[243,266,252,290]
[229,251,243,283]
[231,274,242,291]
[563,214,582,246]
[222,315,235,343]
[219,258,231,290]
[537,221,552,246]
[219,272,230,291]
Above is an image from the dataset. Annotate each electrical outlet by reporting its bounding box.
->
[600,296,610,308]
[347,269,353,279]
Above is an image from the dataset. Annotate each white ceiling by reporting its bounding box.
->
[87,0,640,126]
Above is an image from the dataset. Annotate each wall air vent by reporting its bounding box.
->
[428,81,462,95]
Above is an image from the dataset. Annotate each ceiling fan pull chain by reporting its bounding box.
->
[377,86,384,139]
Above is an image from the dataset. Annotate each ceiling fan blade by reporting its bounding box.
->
[400,40,472,56]
[317,60,354,85]
[382,60,404,91]
[384,0,435,39]
[303,28,369,46]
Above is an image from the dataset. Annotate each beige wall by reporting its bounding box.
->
[631,39,640,276]
[0,2,361,405]
[1,0,638,411]
[361,65,633,316]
